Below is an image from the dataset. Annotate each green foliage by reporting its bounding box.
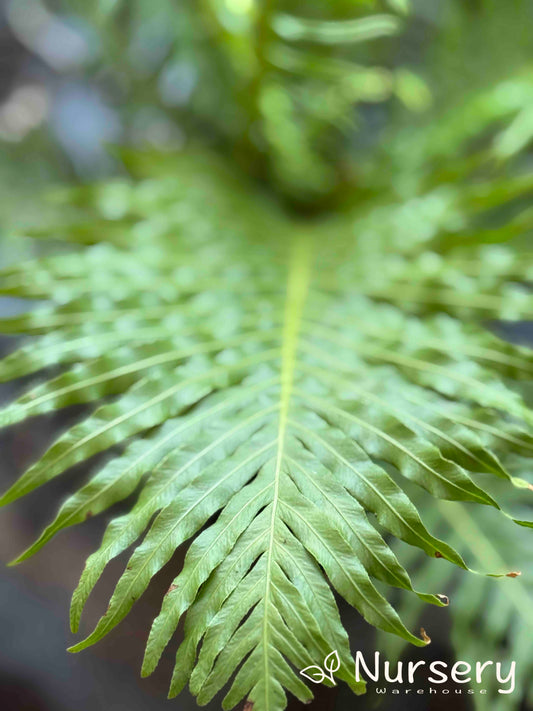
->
[67,0,419,202]
[1,129,533,707]
[1,1,533,711]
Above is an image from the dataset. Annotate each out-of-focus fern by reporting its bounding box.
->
[69,0,419,203]
[1,2,533,711]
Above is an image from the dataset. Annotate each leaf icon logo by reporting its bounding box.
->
[300,650,340,685]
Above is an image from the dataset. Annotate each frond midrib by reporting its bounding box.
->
[262,235,313,707]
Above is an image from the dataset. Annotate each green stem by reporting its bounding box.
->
[236,0,278,175]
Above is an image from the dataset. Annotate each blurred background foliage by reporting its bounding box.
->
[0,1,533,710]
[1,0,531,203]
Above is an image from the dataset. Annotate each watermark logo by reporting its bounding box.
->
[300,650,340,685]
[299,650,517,695]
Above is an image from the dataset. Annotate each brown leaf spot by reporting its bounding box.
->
[506,571,521,578]
[435,551,443,559]
[436,594,449,606]
[85,511,93,520]
[165,584,179,596]
[243,701,254,711]
[420,628,431,644]
[528,483,533,492]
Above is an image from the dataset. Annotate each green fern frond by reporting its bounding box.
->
[0,117,532,710]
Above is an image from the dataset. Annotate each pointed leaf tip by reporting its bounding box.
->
[420,628,431,644]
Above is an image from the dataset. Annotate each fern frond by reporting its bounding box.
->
[0,132,532,710]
